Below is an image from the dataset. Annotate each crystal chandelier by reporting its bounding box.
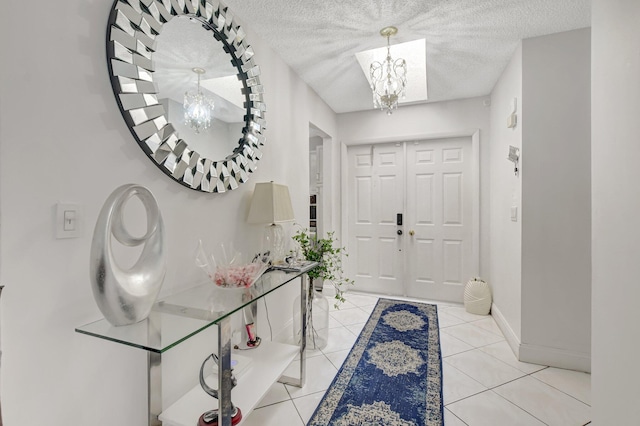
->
[184,67,214,133]
[370,26,407,115]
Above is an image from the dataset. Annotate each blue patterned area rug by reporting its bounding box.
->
[307,298,443,426]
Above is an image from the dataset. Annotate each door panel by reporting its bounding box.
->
[415,174,434,224]
[414,238,435,282]
[406,138,472,301]
[355,237,373,277]
[443,239,463,283]
[443,173,463,224]
[355,177,372,223]
[379,237,398,278]
[379,175,398,224]
[348,144,404,294]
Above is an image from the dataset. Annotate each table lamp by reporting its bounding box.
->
[247,182,295,264]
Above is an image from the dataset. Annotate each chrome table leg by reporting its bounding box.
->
[278,274,308,388]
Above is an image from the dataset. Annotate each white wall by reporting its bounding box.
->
[592,0,640,422]
[337,97,491,279]
[521,28,591,371]
[489,43,523,348]
[0,0,337,424]
[489,29,591,372]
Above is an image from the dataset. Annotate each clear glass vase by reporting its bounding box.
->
[293,280,329,350]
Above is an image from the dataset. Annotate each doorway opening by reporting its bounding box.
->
[309,128,323,237]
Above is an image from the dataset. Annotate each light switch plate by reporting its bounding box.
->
[56,203,82,239]
[511,206,518,222]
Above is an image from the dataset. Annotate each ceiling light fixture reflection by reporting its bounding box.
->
[370,26,407,115]
[184,67,215,134]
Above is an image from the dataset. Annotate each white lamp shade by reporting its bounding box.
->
[247,182,295,224]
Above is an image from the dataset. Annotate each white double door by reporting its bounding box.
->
[347,137,476,302]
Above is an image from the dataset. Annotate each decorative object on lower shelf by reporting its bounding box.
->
[89,184,166,326]
[208,354,253,380]
[463,277,492,315]
[198,353,243,426]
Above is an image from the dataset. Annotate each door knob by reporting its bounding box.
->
[409,230,415,236]
[397,229,403,235]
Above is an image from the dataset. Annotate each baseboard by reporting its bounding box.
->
[490,303,521,359]
[491,303,591,373]
[520,343,591,373]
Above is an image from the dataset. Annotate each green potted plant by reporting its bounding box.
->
[290,228,354,349]
[292,229,354,307]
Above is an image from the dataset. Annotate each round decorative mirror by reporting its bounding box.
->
[106,0,266,193]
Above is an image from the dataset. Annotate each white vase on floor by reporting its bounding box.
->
[464,278,492,315]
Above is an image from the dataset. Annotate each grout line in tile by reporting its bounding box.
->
[445,407,470,425]
[439,327,506,359]
[466,319,506,337]
[445,362,592,424]
[289,397,306,425]
[446,389,548,426]
[291,389,327,401]
[491,388,552,426]
[442,362,488,405]
[445,387,487,406]
[255,396,292,410]
[357,306,375,315]
[284,380,294,400]
[444,359,545,405]
[441,345,477,359]
[529,373,592,407]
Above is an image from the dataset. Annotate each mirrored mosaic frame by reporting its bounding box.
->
[106,0,266,193]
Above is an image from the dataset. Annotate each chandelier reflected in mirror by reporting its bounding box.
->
[184,67,215,134]
[370,26,407,115]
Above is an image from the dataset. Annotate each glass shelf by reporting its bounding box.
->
[75,263,317,353]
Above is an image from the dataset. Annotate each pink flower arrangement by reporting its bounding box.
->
[196,240,270,289]
[212,262,265,288]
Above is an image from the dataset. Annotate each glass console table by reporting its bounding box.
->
[76,262,317,426]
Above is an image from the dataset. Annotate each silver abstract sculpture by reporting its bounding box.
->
[198,353,242,426]
[90,184,166,326]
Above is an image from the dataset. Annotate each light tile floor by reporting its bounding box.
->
[242,291,591,425]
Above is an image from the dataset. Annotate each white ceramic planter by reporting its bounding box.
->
[463,278,492,315]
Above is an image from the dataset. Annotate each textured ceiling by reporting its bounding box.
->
[222,0,591,114]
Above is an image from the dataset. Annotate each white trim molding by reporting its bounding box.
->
[492,303,591,373]
[491,303,521,358]
[520,344,591,373]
